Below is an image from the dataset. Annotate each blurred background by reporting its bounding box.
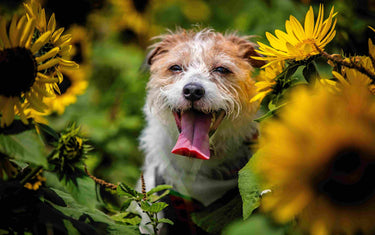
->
[1,0,374,189]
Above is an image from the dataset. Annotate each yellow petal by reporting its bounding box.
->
[0,18,11,48]
[304,6,314,37]
[36,47,59,63]
[51,27,64,44]
[36,72,59,83]
[31,31,52,54]
[58,58,79,69]
[47,13,56,32]
[19,18,35,47]
[37,58,59,71]
[39,9,47,32]
[9,14,20,47]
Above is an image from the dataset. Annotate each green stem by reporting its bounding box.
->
[20,165,43,185]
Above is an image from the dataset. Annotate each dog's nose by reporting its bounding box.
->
[183,83,205,101]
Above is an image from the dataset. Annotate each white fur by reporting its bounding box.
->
[136,29,260,233]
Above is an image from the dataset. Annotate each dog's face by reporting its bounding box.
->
[146,29,263,160]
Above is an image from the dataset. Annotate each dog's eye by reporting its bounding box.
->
[169,65,183,72]
[213,66,232,74]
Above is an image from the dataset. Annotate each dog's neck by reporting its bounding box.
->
[140,108,258,206]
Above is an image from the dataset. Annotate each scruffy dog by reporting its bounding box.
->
[139,28,264,234]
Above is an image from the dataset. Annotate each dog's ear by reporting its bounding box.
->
[226,35,266,68]
[146,43,169,66]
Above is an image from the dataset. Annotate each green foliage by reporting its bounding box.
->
[238,154,262,220]
[0,130,47,167]
[223,214,287,235]
[116,182,173,234]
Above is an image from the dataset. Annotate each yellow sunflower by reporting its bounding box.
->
[254,81,375,235]
[250,61,285,103]
[333,56,374,91]
[24,0,79,84]
[0,14,58,127]
[253,4,337,67]
[44,67,88,115]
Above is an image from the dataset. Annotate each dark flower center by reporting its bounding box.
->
[0,47,37,97]
[317,147,375,206]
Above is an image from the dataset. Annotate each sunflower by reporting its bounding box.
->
[253,4,337,67]
[333,56,374,93]
[24,0,79,81]
[0,14,58,127]
[254,81,375,235]
[44,67,88,115]
[250,61,285,103]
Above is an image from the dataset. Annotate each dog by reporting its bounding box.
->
[139,28,264,234]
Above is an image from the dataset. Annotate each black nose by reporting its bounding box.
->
[183,83,205,101]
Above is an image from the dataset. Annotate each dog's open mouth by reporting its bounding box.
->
[171,109,225,160]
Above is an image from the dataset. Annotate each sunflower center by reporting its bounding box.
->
[318,147,375,206]
[0,47,37,97]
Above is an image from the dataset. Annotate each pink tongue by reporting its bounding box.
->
[171,111,211,160]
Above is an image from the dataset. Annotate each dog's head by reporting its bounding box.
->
[145,28,264,160]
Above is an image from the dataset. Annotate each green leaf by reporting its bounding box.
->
[158,218,174,225]
[146,184,173,196]
[64,176,99,209]
[111,212,142,225]
[36,123,60,145]
[141,201,168,213]
[238,153,262,220]
[49,188,139,234]
[191,189,242,234]
[149,189,170,202]
[117,183,140,198]
[302,62,320,83]
[254,103,287,123]
[0,130,47,167]
[223,214,285,235]
[120,198,133,211]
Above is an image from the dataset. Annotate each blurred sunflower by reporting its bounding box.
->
[250,61,285,103]
[0,14,58,127]
[253,4,337,67]
[24,170,46,191]
[45,68,88,115]
[44,25,90,115]
[254,82,375,235]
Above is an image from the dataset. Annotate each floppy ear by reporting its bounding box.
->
[226,35,266,68]
[146,42,170,66]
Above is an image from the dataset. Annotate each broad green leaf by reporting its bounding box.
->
[223,214,285,235]
[149,189,170,202]
[191,189,242,234]
[49,188,139,235]
[111,212,142,225]
[238,153,262,220]
[146,184,173,196]
[141,201,168,213]
[64,176,99,209]
[158,218,174,225]
[0,130,47,167]
[120,198,133,211]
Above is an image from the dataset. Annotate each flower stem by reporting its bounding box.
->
[314,44,375,82]
[20,165,43,185]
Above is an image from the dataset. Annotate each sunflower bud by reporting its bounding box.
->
[49,123,91,183]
